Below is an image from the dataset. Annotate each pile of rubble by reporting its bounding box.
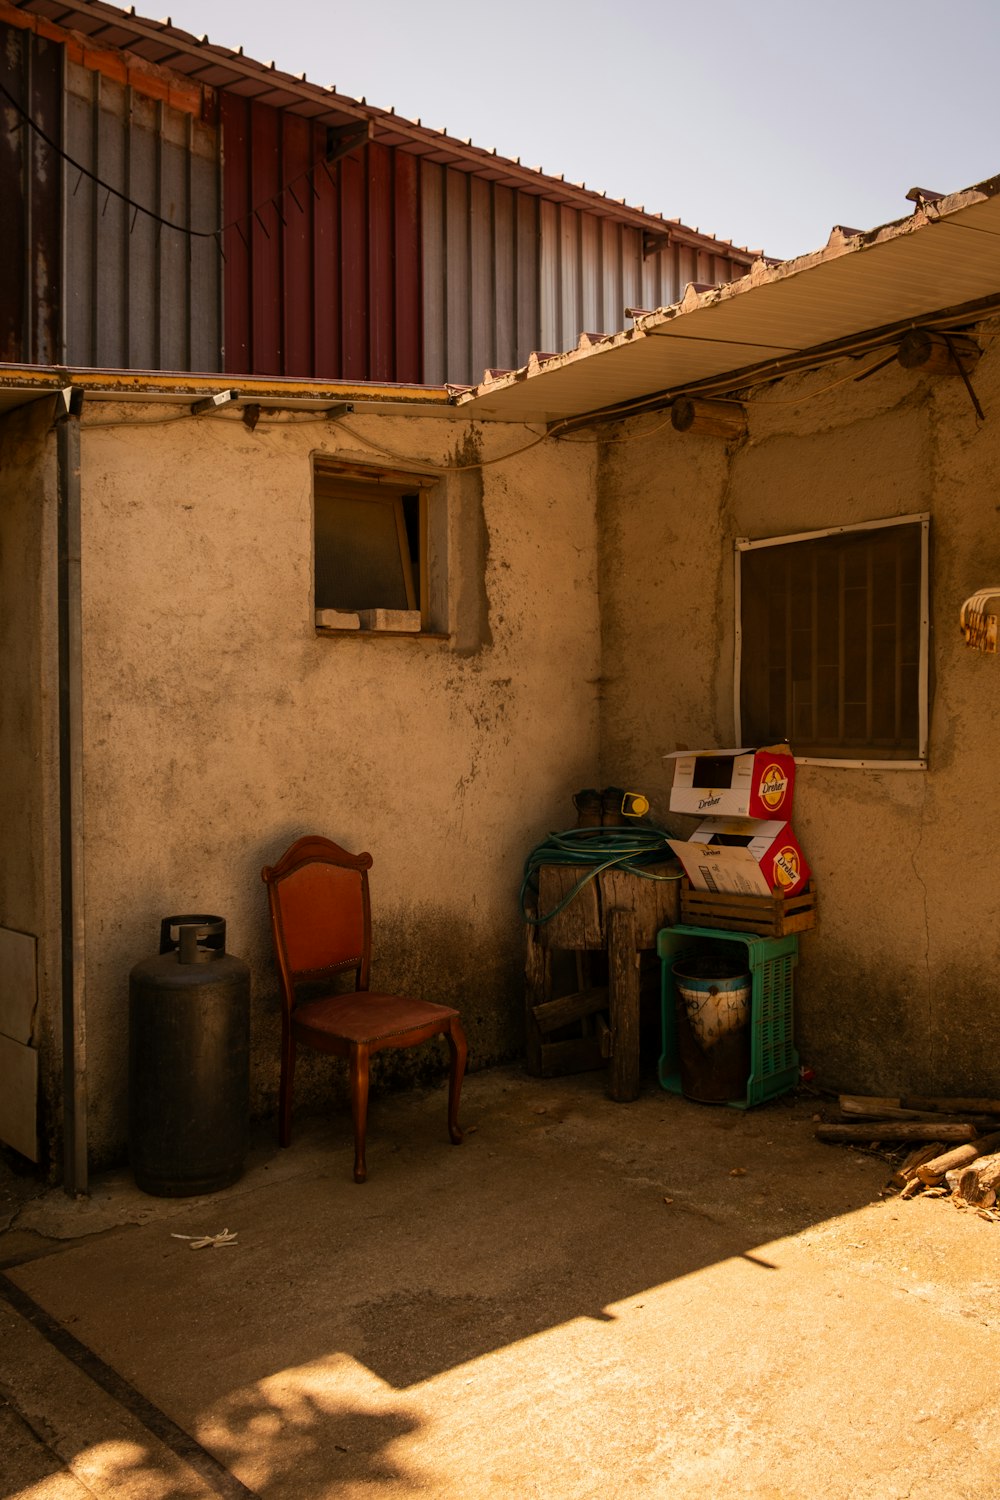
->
[815,1096,1000,1221]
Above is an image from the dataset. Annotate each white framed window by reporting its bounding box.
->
[313,460,440,634]
[735,514,930,768]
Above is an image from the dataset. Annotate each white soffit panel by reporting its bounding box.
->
[459,177,1000,424]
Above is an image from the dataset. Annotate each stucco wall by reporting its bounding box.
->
[77,406,600,1165]
[599,315,1000,1097]
[0,398,62,1162]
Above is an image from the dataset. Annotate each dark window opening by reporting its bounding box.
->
[314,465,432,626]
[739,519,927,762]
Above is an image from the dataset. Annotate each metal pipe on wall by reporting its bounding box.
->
[56,391,88,1196]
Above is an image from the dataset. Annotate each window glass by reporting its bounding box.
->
[314,467,431,623]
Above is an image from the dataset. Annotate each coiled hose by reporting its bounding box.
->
[520,826,682,926]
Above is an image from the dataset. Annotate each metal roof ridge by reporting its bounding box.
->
[9,0,763,258]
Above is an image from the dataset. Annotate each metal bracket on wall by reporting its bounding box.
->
[53,387,85,424]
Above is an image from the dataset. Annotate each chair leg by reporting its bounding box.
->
[350,1043,370,1183]
[445,1018,468,1145]
[278,1023,296,1148]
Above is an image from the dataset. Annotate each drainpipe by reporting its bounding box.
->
[56,388,88,1196]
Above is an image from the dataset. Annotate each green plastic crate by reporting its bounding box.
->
[657,924,799,1109]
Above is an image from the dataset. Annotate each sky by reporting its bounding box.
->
[158,0,1000,261]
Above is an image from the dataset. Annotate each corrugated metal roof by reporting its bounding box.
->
[456,175,1000,423]
[7,0,763,262]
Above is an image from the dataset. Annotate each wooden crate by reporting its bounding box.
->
[679,879,817,937]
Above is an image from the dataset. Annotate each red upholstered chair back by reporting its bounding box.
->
[263,837,373,1006]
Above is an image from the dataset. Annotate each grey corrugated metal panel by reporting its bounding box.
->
[491,183,517,373]
[538,198,561,356]
[516,192,540,368]
[559,205,581,355]
[60,55,221,371]
[579,212,602,333]
[2,21,63,364]
[155,126,190,369]
[123,91,159,368]
[617,228,645,325]
[469,173,497,389]
[63,78,95,362]
[419,152,751,385]
[445,166,472,384]
[599,219,625,334]
[94,71,127,366]
[419,161,447,384]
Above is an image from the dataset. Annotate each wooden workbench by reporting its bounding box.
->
[523,861,680,1101]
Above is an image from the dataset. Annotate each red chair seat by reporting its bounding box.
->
[294,993,461,1045]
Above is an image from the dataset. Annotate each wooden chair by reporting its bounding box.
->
[261,835,467,1182]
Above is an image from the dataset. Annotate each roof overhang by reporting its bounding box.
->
[0,366,455,417]
[456,175,1000,425]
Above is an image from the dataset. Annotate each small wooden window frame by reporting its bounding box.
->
[313,460,436,632]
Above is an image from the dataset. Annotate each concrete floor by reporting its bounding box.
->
[1,1064,998,1500]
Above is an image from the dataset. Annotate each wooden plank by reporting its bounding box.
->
[890,1143,946,1188]
[840,1096,995,1128]
[523,925,548,1078]
[599,862,681,948]
[680,880,816,937]
[608,908,640,1103]
[816,1123,978,1144]
[532,986,609,1036]
[952,1151,1000,1207]
[903,1096,1000,1116]
[537,865,602,950]
[915,1130,1000,1186]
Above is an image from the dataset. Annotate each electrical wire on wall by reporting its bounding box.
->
[0,78,367,257]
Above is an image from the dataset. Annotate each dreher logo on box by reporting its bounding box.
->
[758,762,789,812]
[773,846,800,889]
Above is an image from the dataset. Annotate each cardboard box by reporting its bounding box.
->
[666,746,795,819]
[667,818,810,899]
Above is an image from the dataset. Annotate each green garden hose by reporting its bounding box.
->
[520,826,682,926]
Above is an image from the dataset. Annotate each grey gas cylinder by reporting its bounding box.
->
[129,915,250,1197]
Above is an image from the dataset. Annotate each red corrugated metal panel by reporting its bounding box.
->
[221,92,250,372]
[338,147,368,380]
[250,100,282,374]
[392,148,421,382]
[312,131,339,378]
[367,141,393,380]
[221,92,422,382]
[281,112,313,377]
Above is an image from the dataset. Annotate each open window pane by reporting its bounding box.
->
[314,467,431,624]
[315,490,412,611]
